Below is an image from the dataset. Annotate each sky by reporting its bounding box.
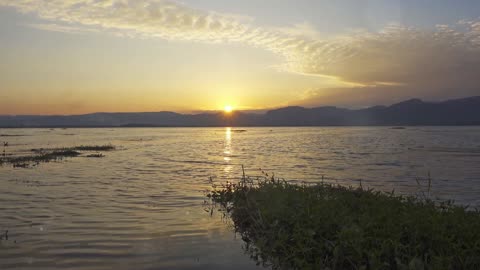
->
[1,0,480,115]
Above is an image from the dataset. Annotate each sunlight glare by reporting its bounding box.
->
[224,105,233,113]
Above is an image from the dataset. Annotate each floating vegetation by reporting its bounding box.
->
[207,171,480,270]
[0,134,27,137]
[3,141,8,158]
[2,149,80,165]
[232,129,247,133]
[0,230,8,241]
[86,153,105,158]
[13,163,29,168]
[71,145,115,151]
[31,145,115,153]
[1,145,115,168]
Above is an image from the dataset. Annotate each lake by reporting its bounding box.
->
[1,127,480,269]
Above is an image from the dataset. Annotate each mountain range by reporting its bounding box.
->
[1,96,480,127]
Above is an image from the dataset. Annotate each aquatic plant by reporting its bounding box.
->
[207,171,480,270]
[1,149,81,166]
[2,141,7,157]
[86,153,105,158]
[31,144,115,153]
[1,145,115,168]
[0,230,8,241]
[71,145,115,151]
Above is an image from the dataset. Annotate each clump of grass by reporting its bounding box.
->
[0,230,8,241]
[2,145,115,168]
[13,163,29,168]
[71,145,115,151]
[1,149,81,167]
[86,153,105,158]
[31,145,115,153]
[2,141,7,157]
[207,170,480,270]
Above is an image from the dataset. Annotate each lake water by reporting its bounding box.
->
[1,127,480,269]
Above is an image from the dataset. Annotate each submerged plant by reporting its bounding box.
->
[207,170,480,270]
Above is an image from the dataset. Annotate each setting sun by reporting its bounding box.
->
[224,105,233,113]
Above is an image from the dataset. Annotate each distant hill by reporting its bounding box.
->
[1,96,480,127]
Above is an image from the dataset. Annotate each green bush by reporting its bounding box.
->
[208,174,480,270]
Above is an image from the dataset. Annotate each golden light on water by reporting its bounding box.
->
[224,127,232,156]
[224,127,233,174]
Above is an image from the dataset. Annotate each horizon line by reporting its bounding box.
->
[1,95,479,117]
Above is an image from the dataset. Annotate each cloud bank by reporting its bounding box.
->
[1,0,480,91]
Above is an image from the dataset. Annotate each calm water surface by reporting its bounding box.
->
[1,127,480,269]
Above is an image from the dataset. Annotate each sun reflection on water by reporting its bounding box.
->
[223,127,233,174]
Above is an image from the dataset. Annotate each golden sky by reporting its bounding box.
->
[1,0,480,114]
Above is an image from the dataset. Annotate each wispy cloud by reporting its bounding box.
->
[27,23,99,34]
[2,0,480,91]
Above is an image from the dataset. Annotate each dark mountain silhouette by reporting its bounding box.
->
[1,96,480,127]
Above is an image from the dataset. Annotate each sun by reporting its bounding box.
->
[224,105,233,113]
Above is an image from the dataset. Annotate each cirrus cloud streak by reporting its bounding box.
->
[1,0,480,90]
